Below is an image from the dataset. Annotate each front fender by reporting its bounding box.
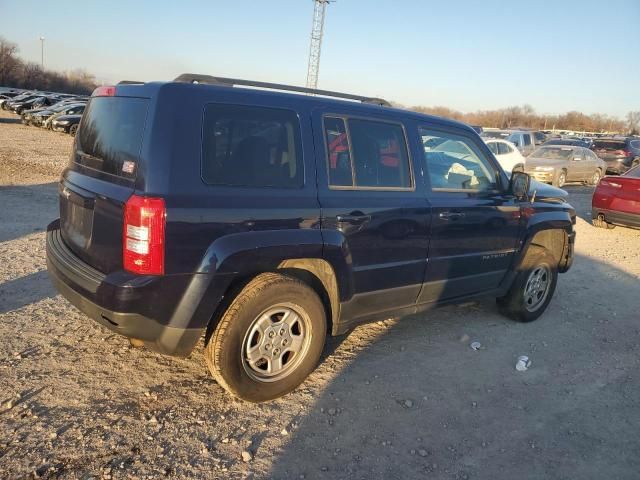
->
[518,205,575,269]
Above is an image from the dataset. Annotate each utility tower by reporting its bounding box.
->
[306,0,330,90]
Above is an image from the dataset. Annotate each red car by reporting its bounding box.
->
[592,165,640,229]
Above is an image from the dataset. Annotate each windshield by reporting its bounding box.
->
[531,147,574,160]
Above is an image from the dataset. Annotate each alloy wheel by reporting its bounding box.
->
[241,303,312,383]
[524,265,551,312]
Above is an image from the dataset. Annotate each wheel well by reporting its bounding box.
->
[529,229,566,264]
[204,259,339,345]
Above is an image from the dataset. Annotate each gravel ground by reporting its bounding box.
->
[1,109,639,479]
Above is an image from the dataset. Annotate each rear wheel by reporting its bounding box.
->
[589,169,601,186]
[205,273,327,402]
[497,246,558,322]
[69,124,78,136]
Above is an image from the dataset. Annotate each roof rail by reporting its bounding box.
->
[117,80,144,85]
[173,73,391,107]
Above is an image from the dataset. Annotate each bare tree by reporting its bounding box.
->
[626,111,640,135]
[0,37,20,86]
[0,36,96,94]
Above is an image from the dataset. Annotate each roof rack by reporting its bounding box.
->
[117,80,144,85]
[173,73,391,107]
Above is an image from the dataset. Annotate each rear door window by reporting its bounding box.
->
[487,142,499,155]
[202,105,303,188]
[76,97,148,178]
[323,116,412,189]
[523,134,532,146]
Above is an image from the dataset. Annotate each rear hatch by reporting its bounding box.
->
[593,140,628,162]
[59,93,149,274]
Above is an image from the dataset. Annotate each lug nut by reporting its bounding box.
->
[265,344,271,350]
[269,331,275,338]
[279,328,285,336]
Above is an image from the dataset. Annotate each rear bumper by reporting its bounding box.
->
[604,161,631,175]
[592,208,640,229]
[46,220,229,356]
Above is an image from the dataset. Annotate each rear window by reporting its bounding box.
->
[202,104,303,188]
[594,140,625,151]
[76,97,148,177]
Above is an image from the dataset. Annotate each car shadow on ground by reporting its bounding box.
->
[0,270,57,314]
[562,184,596,224]
[0,182,58,242]
[268,253,640,480]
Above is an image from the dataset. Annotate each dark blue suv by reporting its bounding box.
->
[46,75,576,402]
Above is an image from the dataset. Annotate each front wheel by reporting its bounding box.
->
[497,246,558,322]
[69,124,78,136]
[205,273,327,402]
[552,170,566,188]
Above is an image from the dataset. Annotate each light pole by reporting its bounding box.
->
[39,36,45,69]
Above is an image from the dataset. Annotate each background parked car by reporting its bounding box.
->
[543,138,593,149]
[51,114,82,135]
[28,100,87,126]
[505,130,546,156]
[593,137,640,174]
[43,103,86,129]
[592,165,640,229]
[483,138,526,173]
[525,145,605,187]
[481,129,510,139]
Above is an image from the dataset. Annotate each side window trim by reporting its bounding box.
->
[419,124,504,194]
[322,113,415,192]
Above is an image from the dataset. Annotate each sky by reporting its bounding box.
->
[2,0,639,117]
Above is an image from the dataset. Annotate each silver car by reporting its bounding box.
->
[525,145,606,187]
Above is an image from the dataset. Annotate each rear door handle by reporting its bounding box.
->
[337,213,371,225]
[439,211,465,220]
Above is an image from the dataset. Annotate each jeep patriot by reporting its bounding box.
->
[46,75,576,402]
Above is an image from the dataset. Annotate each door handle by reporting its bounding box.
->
[336,213,371,225]
[439,211,465,220]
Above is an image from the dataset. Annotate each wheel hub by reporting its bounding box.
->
[524,265,551,312]
[242,304,311,382]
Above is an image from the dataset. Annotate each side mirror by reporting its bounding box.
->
[510,171,530,200]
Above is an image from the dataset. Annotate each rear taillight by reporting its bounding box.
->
[123,195,166,275]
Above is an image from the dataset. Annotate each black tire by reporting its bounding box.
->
[592,215,615,229]
[497,245,558,322]
[69,124,78,136]
[205,272,327,402]
[552,170,566,188]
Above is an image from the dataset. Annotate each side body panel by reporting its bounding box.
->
[311,109,432,329]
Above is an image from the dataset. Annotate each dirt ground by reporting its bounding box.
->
[1,109,639,480]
